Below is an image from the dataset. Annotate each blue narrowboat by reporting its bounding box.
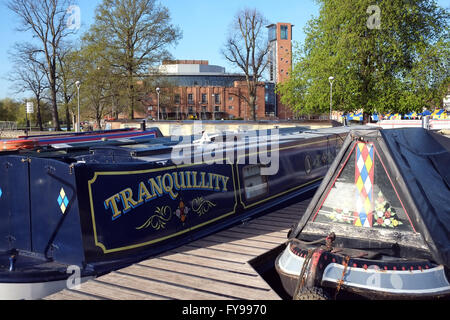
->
[275,128,450,300]
[0,125,355,299]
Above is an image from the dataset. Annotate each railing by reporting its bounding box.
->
[0,121,18,130]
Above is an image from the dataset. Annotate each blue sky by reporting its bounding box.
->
[0,0,448,100]
[0,0,320,100]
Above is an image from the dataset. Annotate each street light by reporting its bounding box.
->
[328,76,335,121]
[156,87,160,121]
[75,81,81,132]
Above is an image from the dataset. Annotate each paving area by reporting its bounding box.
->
[45,199,310,300]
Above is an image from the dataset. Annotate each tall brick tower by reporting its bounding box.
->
[267,22,294,119]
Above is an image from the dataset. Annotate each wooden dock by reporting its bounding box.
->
[45,199,310,300]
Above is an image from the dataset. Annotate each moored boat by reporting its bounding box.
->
[275,128,450,300]
[0,124,358,299]
[0,127,161,151]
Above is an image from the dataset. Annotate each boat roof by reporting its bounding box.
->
[291,127,450,266]
[5,125,366,164]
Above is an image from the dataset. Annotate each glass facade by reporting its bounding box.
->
[164,75,246,87]
[268,25,277,42]
[280,25,288,40]
[265,83,276,115]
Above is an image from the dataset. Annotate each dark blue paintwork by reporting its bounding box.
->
[0,127,347,283]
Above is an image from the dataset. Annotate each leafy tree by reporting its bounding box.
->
[0,99,22,122]
[68,43,118,129]
[277,0,449,115]
[84,0,182,119]
[222,8,270,121]
[57,43,80,131]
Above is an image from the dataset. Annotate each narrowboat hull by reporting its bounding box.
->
[276,241,450,300]
[0,126,353,299]
[275,128,450,300]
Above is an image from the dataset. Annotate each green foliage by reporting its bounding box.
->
[0,99,22,122]
[83,0,182,119]
[277,0,449,115]
[0,98,52,127]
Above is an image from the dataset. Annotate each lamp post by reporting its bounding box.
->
[156,87,160,121]
[75,81,81,132]
[328,76,335,121]
[212,94,215,120]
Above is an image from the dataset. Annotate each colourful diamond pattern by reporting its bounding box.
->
[354,143,374,227]
[57,187,69,214]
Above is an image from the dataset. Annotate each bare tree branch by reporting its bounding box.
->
[222,8,270,120]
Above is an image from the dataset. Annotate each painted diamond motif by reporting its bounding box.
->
[355,143,375,228]
[57,187,69,214]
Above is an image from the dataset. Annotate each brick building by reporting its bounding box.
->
[142,60,273,120]
[267,22,294,119]
[140,22,293,121]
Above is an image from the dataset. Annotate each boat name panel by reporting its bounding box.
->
[103,170,230,220]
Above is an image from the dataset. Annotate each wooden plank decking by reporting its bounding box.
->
[45,199,310,300]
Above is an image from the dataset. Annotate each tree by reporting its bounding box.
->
[84,0,182,119]
[0,99,22,123]
[8,0,77,131]
[277,0,449,115]
[8,44,48,130]
[222,8,271,121]
[57,43,79,131]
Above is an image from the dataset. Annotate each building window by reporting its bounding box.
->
[188,93,193,104]
[229,106,233,110]
[214,106,220,112]
[228,96,233,101]
[201,106,207,113]
[242,165,268,201]
[201,93,207,104]
[280,25,288,40]
[268,25,277,42]
[174,94,180,104]
[188,106,193,114]
[214,94,221,104]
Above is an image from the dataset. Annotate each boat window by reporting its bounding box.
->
[312,142,414,231]
[242,165,268,201]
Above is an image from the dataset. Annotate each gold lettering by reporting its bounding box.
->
[200,172,207,188]
[213,174,221,191]
[192,171,203,188]
[172,172,181,190]
[104,194,122,220]
[149,176,163,196]
[207,173,214,189]
[119,188,139,213]
[138,181,153,204]
[221,176,229,192]
[162,173,178,199]
[185,171,192,188]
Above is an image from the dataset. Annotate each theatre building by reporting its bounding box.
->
[143,60,275,120]
[141,22,293,121]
